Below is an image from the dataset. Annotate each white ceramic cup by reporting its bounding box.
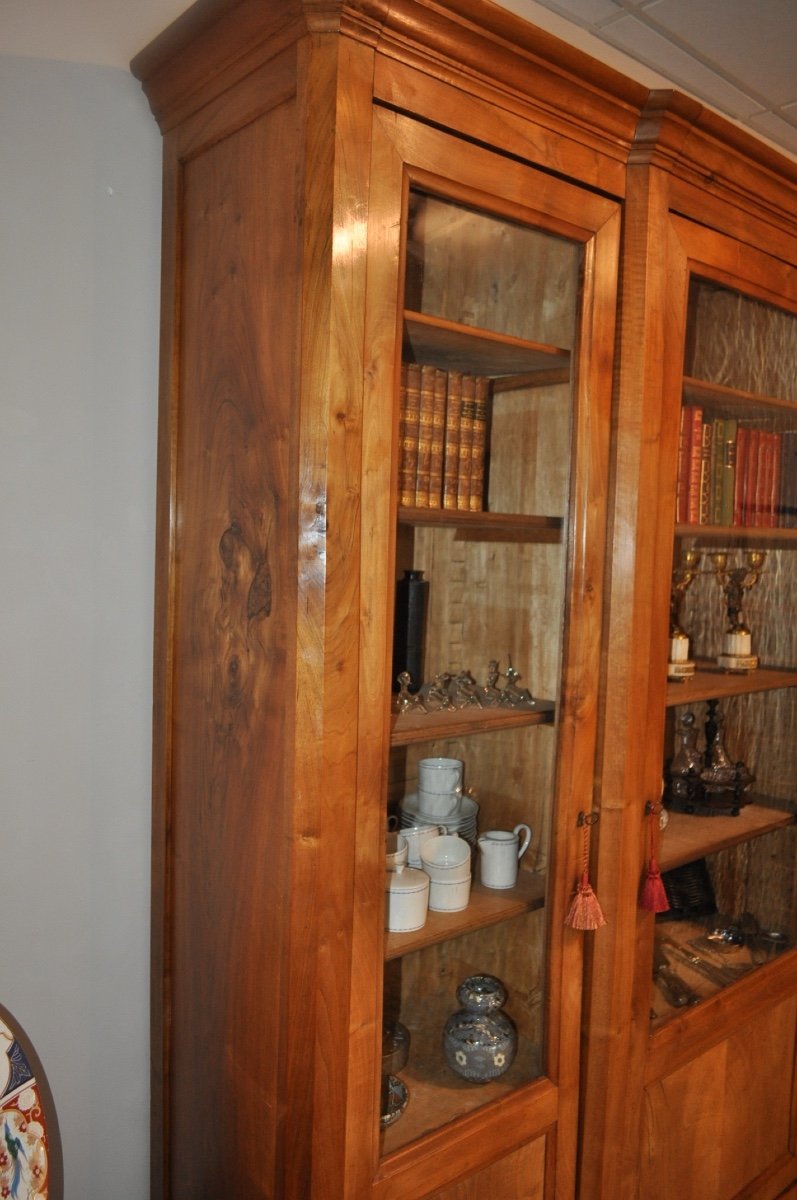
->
[385,831,408,870]
[428,874,471,912]
[420,834,471,882]
[402,823,446,867]
[417,757,463,794]
[385,865,429,931]
[478,824,532,889]
[417,785,462,819]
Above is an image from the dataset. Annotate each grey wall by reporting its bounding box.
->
[0,55,159,1198]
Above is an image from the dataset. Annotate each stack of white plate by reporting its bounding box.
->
[399,792,479,845]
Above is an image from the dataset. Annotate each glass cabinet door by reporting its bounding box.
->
[358,109,620,1174]
[654,267,797,1026]
[384,191,577,1147]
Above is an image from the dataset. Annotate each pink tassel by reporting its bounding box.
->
[565,813,606,930]
[639,856,669,913]
[565,871,607,930]
[639,803,670,913]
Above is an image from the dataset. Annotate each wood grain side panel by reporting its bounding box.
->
[166,97,304,1199]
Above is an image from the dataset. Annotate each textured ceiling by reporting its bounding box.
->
[2,0,796,159]
[523,0,797,159]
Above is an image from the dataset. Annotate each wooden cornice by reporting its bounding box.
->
[631,89,797,249]
[131,0,319,131]
[131,0,647,159]
[368,0,647,171]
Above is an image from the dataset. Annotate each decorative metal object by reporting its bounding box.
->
[380,1023,410,1127]
[379,1074,409,1127]
[499,659,535,707]
[668,549,701,680]
[442,975,517,1083]
[710,550,766,672]
[664,702,754,816]
[449,670,484,707]
[392,657,537,718]
[392,671,415,714]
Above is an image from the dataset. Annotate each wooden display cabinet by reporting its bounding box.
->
[131,1,638,1197]
[581,94,797,1200]
[132,1,797,1197]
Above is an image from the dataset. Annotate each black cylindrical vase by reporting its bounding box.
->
[391,569,429,693]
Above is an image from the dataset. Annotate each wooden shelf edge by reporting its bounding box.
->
[660,802,796,872]
[397,507,563,539]
[390,699,555,746]
[404,308,570,365]
[683,374,797,415]
[666,663,797,705]
[384,872,546,960]
[675,523,797,544]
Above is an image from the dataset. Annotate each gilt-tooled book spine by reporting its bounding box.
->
[686,405,703,525]
[755,428,774,528]
[442,369,463,510]
[709,416,724,526]
[698,418,713,525]
[428,367,447,507]
[469,376,491,512]
[743,428,760,525]
[719,417,737,527]
[415,364,437,507]
[778,429,797,527]
[457,376,476,510]
[768,430,782,528]
[399,362,421,507]
[733,425,749,526]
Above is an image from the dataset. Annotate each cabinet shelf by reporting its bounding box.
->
[675,523,797,545]
[404,310,570,384]
[390,700,555,746]
[398,507,563,542]
[666,663,797,706]
[384,872,546,961]
[660,802,796,872]
[683,375,797,417]
[380,1032,544,1157]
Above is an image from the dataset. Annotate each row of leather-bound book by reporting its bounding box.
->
[398,362,491,511]
[678,404,797,528]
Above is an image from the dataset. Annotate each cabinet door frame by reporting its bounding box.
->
[583,151,797,1200]
[344,105,622,1200]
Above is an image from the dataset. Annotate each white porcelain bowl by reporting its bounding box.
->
[428,875,471,912]
[421,834,471,882]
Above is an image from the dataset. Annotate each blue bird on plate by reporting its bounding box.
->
[4,1119,26,1199]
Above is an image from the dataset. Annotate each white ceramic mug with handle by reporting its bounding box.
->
[478,824,532,889]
